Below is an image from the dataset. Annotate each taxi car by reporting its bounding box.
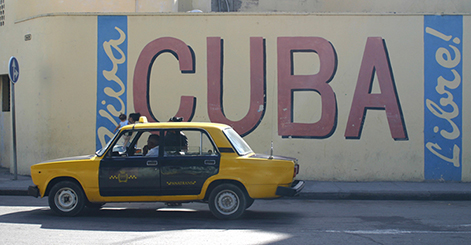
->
[29,118,304,219]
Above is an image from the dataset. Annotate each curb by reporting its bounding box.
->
[3,189,471,201]
[0,189,29,196]
[297,191,471,201]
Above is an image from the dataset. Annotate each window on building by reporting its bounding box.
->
[212,0,238,12]
[1,75,10,112]
[0,0,5,27]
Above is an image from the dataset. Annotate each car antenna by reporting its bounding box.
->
[269,141,274,159]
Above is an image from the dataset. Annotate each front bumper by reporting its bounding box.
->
[276,180,305,196]
[28,185,40,198]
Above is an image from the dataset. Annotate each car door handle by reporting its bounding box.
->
[204,160,216,165]
[147,161,158,166]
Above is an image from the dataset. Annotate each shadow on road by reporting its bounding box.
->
[0,202,301,232]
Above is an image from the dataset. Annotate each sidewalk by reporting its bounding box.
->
[0,167,33,196]
[2,167,471,200]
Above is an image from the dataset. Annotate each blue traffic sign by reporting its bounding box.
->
[8,56,19,84]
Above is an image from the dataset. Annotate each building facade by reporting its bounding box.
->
[0,0,470,181]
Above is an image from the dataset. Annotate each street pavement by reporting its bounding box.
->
[1,167,471,200]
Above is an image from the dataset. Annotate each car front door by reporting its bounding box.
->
[99,130,161,196]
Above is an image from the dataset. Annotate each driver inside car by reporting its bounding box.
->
[143,134,160,157]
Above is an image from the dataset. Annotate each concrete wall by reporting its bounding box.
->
[236,0,471,14]
[0,14,98,170]
[0,0,470,182]
[12,0,471,15]
[16,0,179,21]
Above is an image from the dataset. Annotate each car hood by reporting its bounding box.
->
[38,155,94,164]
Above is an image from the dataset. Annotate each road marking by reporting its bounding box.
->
[325,229,471,235]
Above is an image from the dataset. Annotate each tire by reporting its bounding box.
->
[209,184,247,220]
[48,181,86,216]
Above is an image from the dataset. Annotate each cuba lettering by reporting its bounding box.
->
[133,36,407,140]
[133,37,196,123]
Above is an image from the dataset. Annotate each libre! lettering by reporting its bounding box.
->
[425,27,461,168]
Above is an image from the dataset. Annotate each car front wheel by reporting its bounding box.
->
[48,181,86,216]
[209,184,247,220]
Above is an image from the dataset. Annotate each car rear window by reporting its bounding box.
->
[223,128,253,156]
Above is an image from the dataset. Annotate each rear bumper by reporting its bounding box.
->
[28,185,40,198]
[276,180,305,196]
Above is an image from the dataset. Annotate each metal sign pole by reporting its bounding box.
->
[8,56,19,180]
[11,82,17,180]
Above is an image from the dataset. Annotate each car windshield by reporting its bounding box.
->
[95,132,119,156]
[223,128,253,156]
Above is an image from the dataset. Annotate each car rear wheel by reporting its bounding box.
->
[48,181,86,216]
[209,184,247,220]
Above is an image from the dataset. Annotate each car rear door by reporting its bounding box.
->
[159,129,220,196]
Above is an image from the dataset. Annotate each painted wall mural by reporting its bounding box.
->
[94,15,465,181]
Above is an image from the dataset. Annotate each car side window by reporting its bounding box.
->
[163,129,218,156]
[107,129,161,157]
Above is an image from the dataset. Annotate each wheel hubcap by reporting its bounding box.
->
[215,190,239,215]
[55,187,78,212]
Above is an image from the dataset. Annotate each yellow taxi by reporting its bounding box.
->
[28,117,304,219]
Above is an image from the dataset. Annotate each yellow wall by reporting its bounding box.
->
[12,0,471,18]
[0,15,98,168]
[238,0,471,13]
[0,1,470,181]
[15,0,180,21]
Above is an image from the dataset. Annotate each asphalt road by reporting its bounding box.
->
[1,196,471,244]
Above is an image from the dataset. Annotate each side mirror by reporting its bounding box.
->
[111,145,127,156]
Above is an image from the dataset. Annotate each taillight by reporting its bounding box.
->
[293,163,299,178]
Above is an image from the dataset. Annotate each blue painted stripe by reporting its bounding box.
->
[96,16,128,151]
[424,15,462,181]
